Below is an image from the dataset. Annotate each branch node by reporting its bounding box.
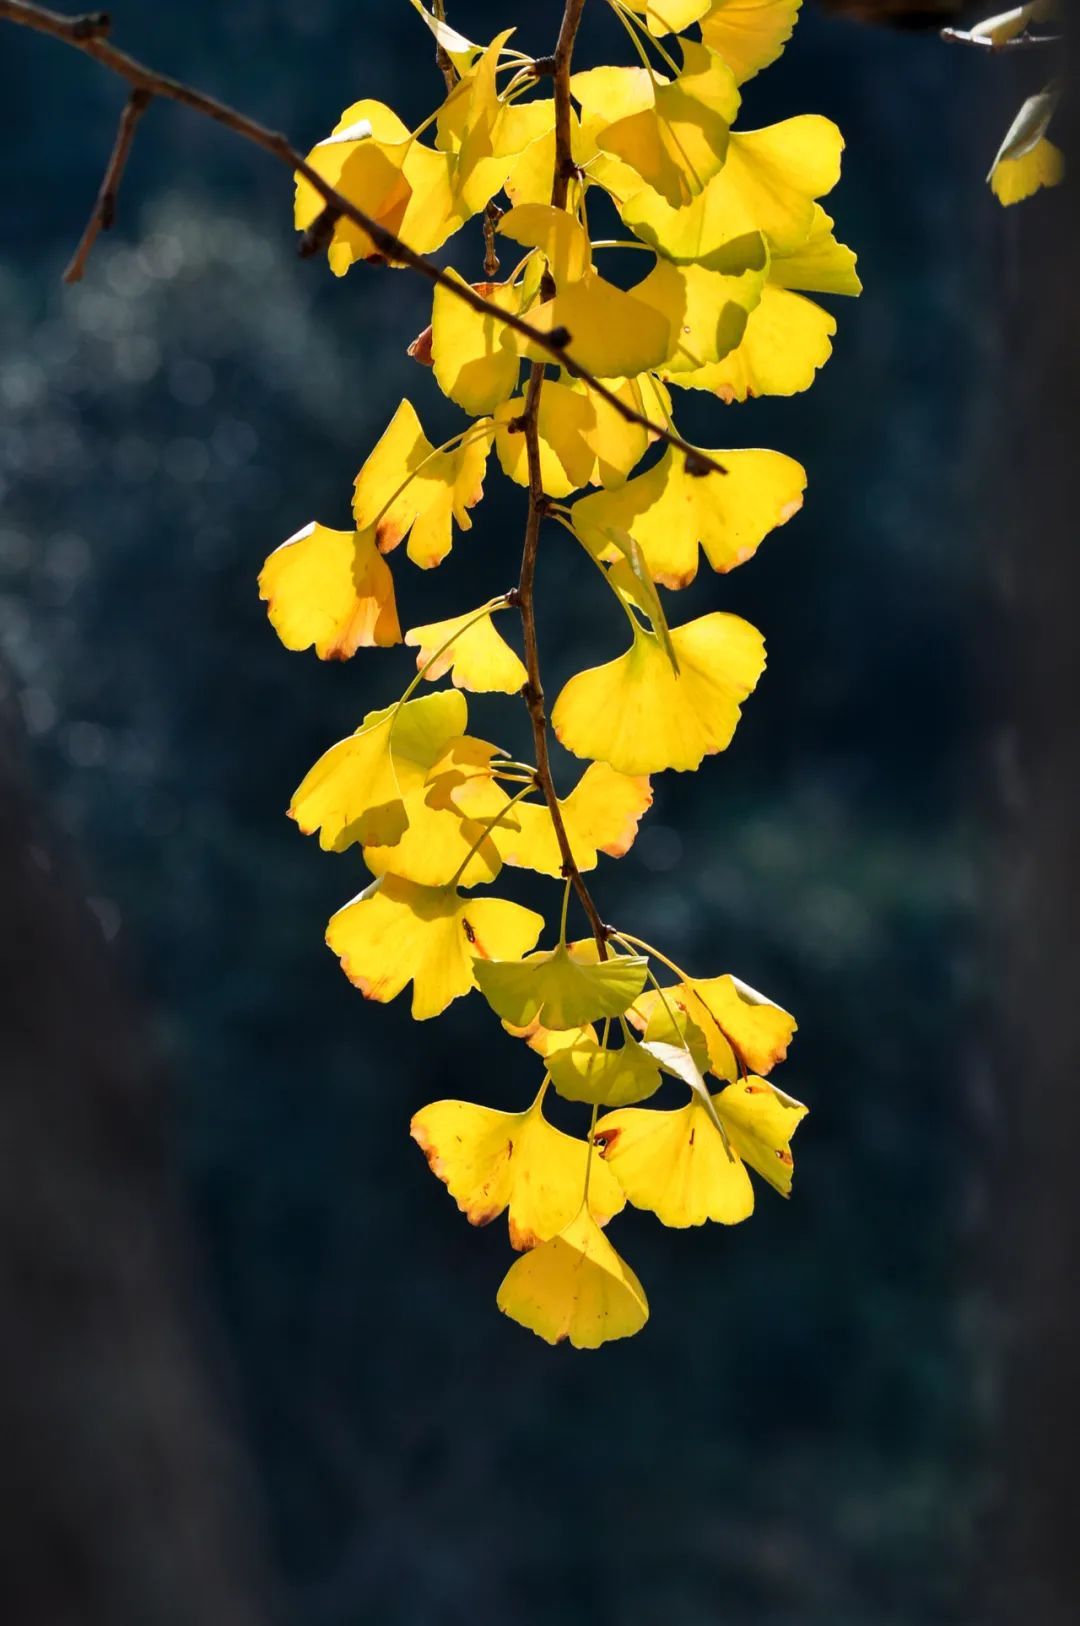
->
[683,448,714,479]
[72,10,110,40]
[546,324,572,350]
[530,55,557,78]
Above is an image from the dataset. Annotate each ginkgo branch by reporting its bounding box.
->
[64,83,151,284]
[0,0,722,475]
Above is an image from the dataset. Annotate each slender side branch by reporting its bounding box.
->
[0,0,720,473]
[64,85,151,283]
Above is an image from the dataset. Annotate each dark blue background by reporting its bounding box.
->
[0,4,1035,1621]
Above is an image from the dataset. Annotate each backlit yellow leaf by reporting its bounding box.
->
[259,521,402,657]
[624,0,712,36]
[665,283,835,400]
[512,272,675,382]
[572,445,805,588]
[411,1089,624,1247]
[552,613,765,774]
[547,1027,662,1107]
[290,688,467,852]
[437,30,535,214]
[598,43,739,208]
[634,973,797,1079]
[699,0,803,85]
[769,203,861,297]
[571,375,665,488]
[431,271,522,415]
[497,1206,649,1347]
[475,945,649,1030]
[327,873,543,1019]
[352,399,494,568]
[499,202,592,284]
[494,380,596,498]
[990,135,1064,205]
[406,606,526,694]
[631,254,766,371]
[713,1075,807,1194]
[596,1096,754,1224]
[497,762,653,877]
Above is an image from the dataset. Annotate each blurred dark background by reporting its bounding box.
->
[0,3,1057,1623]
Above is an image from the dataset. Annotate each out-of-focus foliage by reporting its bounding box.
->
[0,0,1011,1619]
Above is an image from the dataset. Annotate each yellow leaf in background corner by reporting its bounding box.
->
[497,762,653,877]
[494,380,596,498]
[552,614,765,774]
[572,445,805,588]
[596,1098,755,1225]
[475,946,649,1030]
[593,42,740,209]
[259,521,402,658]
[990,136,1064,206]
[700,0,803,85]
[499,202,592,284]
[695,116,843,255]
[290,688,467,852]
[769,204,861,298]
[352,400,494,568]
[497,1206,649,1347]
[431,271,523,416]
[633,972,797,1079]
[326,873,543,1020]
[665,283,835,401]
[405,608,527,694]
[411,1091,624,1248]
[631,255,765,372]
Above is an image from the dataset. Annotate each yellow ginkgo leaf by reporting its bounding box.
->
[259,521,402,658]
[475,945,649,1030]
[352,399,494,569]
[641,115,841,257]
[295,100,412,259]
[408,0,483,72]
[361,777,515,890]
[990,135,1064,206]
[631,255,766,372]
[589,42,740,209]
[547,1027,662,1107]
[431,271,522,415]
[410,1089,625,1247]
[497,762,653,877]
[290,688,467,852]
[552,613,765,775]
[624,0,712,37]
[512,272,674,383]
[573,445,805,588]
[571,375,665,488]
[425,735,516,821]
[494,381,596,498]
[666,284,835,401]
[500,98,560,207]
[769,203,861,298]
[699,0,803,85]
[436,30,530,214]
[327,873,543,1020]
[498,203,592,284]
[405,607,527,694]
[634,973,796,1079]
[596,1096,754,1225]
[497,1205,649,1348]
[713,1075,807,1195]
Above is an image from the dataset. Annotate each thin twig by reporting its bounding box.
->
[0,0,719,474]
[515,0,612,960]
[940,25,1063,49]
[64,85,151,283]
[431,0,457,93]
